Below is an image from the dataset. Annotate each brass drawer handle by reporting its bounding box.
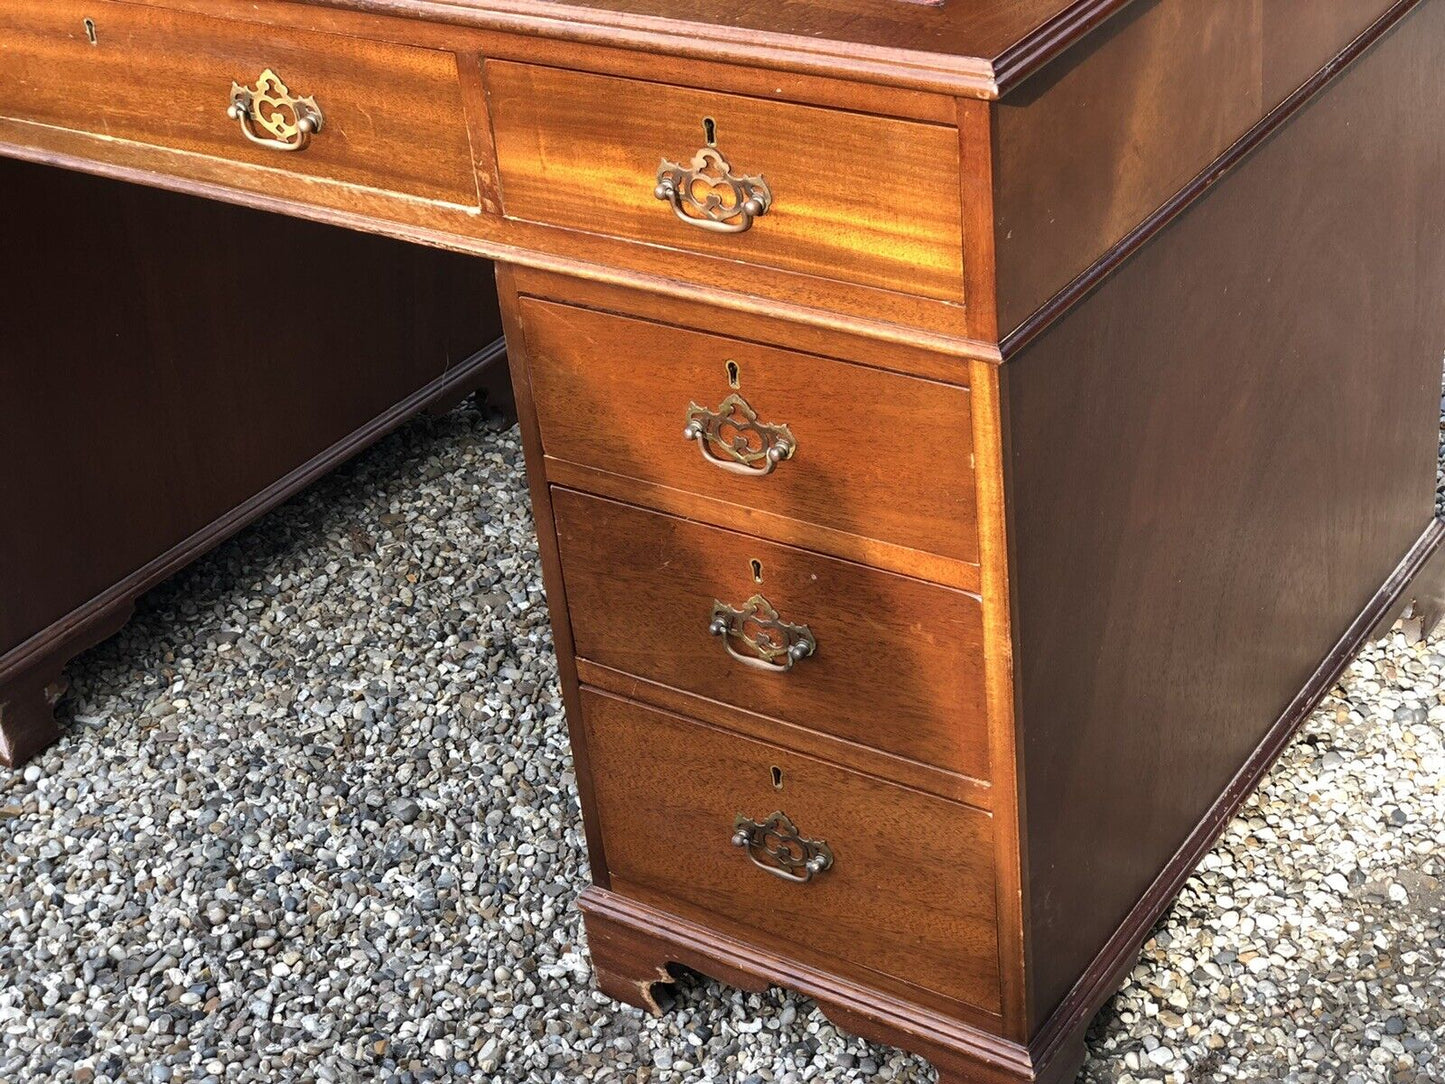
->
[684,393,796,476]
[228,69,324,153]
[655,142,772,234]
[732,811,833,884]
[709,594,816,672]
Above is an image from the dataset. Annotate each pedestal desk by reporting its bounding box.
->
[5,2,1445,1081]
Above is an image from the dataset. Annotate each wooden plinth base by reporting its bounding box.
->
[580,887,1084,1084]
[0,664,66,768]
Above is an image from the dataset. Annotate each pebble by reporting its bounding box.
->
[389,797,422,825]
[1,398,1442,1084]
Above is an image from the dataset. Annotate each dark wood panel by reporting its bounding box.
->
[1261,0,1398,103]
[486,61,964,303]
[551,489,992,782]
[0,157,497,657]
[520,297,978,565]
[580,688,1003,1014]
[994,0,1402,335]
[994,0,1263,333]
[0,0,479,206]
[1007,0,1445,1029]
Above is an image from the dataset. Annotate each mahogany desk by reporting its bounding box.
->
[4,3,1445,1081]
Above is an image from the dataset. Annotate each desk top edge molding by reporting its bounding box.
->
[295,0,1141,98]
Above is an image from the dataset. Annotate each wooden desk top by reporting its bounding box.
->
[301,0,1132,95]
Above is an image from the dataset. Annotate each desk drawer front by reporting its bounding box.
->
[521,298,978,565]
[0,0,478,207]
[582,689,1002,1014]
[553,489,990,782]
[486,62,964,303]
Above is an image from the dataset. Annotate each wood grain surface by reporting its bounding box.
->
[1007,0,1445,1027]
[0,0,478,206]
[486,61,964,303]
[580,688,1003,1015]
[994,0,1402,333]
[520,297,978,565]
[551,489,991,781]
[299,0,1141,91]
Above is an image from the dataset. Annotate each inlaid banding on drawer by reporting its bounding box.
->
[0,0,478,207]
[486,62,965,303]
[581,689,1003,1015]
[553,489,991,782]
[521,298,979,569]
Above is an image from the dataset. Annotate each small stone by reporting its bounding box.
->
[477,1037,501,1073]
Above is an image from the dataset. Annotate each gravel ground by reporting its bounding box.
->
[2,397,1444,1084]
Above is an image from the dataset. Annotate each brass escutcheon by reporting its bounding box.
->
[732,811,833,884]
[228,69,324,152]
[655,140,772,234]
[709,594,815,673]
[684,393,795,477]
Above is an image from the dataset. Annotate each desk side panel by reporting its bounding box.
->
[993,0,1400,336]
[1006,2,1445,1030]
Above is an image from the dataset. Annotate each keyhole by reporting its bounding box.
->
[726,360,740,388]
[770,766,784,790]
[83,18,98,44]
[703,117,717,146]
[750,559,763,584]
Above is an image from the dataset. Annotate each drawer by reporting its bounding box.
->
[581,689,1002,1014]
[521,297,978,566]
[486,62,964,303]
[0,0,478,207]
[553,489,990,782]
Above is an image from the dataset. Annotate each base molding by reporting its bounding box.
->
[579,887,1081,1084]
[0,339,507,768]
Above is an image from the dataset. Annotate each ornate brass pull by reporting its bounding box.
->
[655,143,772,234]
[684,394,796,476]
[709,594,815,672]
[228,69,324,153]
[732,812,833,884]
